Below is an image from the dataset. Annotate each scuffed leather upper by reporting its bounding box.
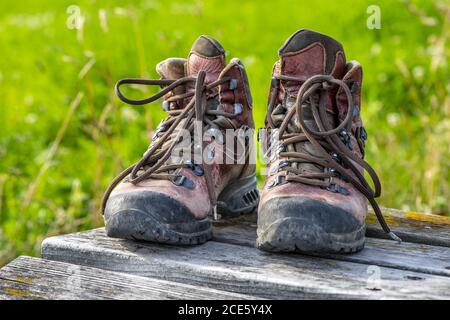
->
[260,30,368,225]
[109,36,255,219]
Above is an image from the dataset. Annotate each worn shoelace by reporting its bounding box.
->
[101,71,238,218]
[265,74,401,242]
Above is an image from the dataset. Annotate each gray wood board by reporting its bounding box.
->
[41,229,450,299]
[212,223,450,277]
[213,209,450,248]
[0,256,259,300]
[365,208,450,247]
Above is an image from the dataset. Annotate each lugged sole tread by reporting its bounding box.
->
[256,217,366,254]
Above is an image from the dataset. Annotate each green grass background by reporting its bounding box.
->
[0,0,449,266]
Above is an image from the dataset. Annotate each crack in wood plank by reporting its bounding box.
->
[41,229,450,299]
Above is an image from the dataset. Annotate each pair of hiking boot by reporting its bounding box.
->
[102,29,400,254]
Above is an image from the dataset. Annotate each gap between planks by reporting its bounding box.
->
[0,256,261,300]
[41,228,450,300]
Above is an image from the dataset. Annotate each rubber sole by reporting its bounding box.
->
[105,207,213,245]
[256,217,366,254]
[104,174,259,245]
[217,174,259,219]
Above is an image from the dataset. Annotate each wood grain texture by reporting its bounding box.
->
[365,208,450,247]
[42,229,450,300]
[0,256,259,300]
[212,217,450,277]
[212,208,450,248]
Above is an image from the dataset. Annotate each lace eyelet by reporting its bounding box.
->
[172,174,185,186]
[326,183,350,196]
[279,161,290,170]
[331,153,341,163]
[339,129,350,141]
[360,126,368,141]
[268,175,286,189]
[233,103,243,115]
[345,79,357,93]
[172,175,194,189]
[339,129,354,150]
[152,121,167,140]
[192,165,204,176]
[229,79,238,90]
[269,161,289,176]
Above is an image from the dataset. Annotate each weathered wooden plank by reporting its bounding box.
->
[366,208,450,247]
[213,208,450,248]
[213,223,450,277]
[212,210,450,277]
[0,256,259,300]
[42,229,450,299]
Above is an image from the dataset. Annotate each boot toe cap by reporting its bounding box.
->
[104,191,212,244]
[257,196,365,253]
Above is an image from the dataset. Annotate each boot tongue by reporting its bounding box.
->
[187,35,226,83]
[156,57,186,80]
[274,30,347,173]
[156,58,187,110]
[273,29,348,132]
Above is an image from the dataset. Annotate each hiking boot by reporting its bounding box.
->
[256,29,400,253]
[103,35,258,245]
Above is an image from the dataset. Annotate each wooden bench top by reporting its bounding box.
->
[1,208,450,300]
[0,256,257,300]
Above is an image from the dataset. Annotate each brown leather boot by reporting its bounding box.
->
[256,29,400,253]
[103,35,258,244]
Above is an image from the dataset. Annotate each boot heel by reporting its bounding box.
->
[217,174,259,219]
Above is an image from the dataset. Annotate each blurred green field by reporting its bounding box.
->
[0,0,449,266]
